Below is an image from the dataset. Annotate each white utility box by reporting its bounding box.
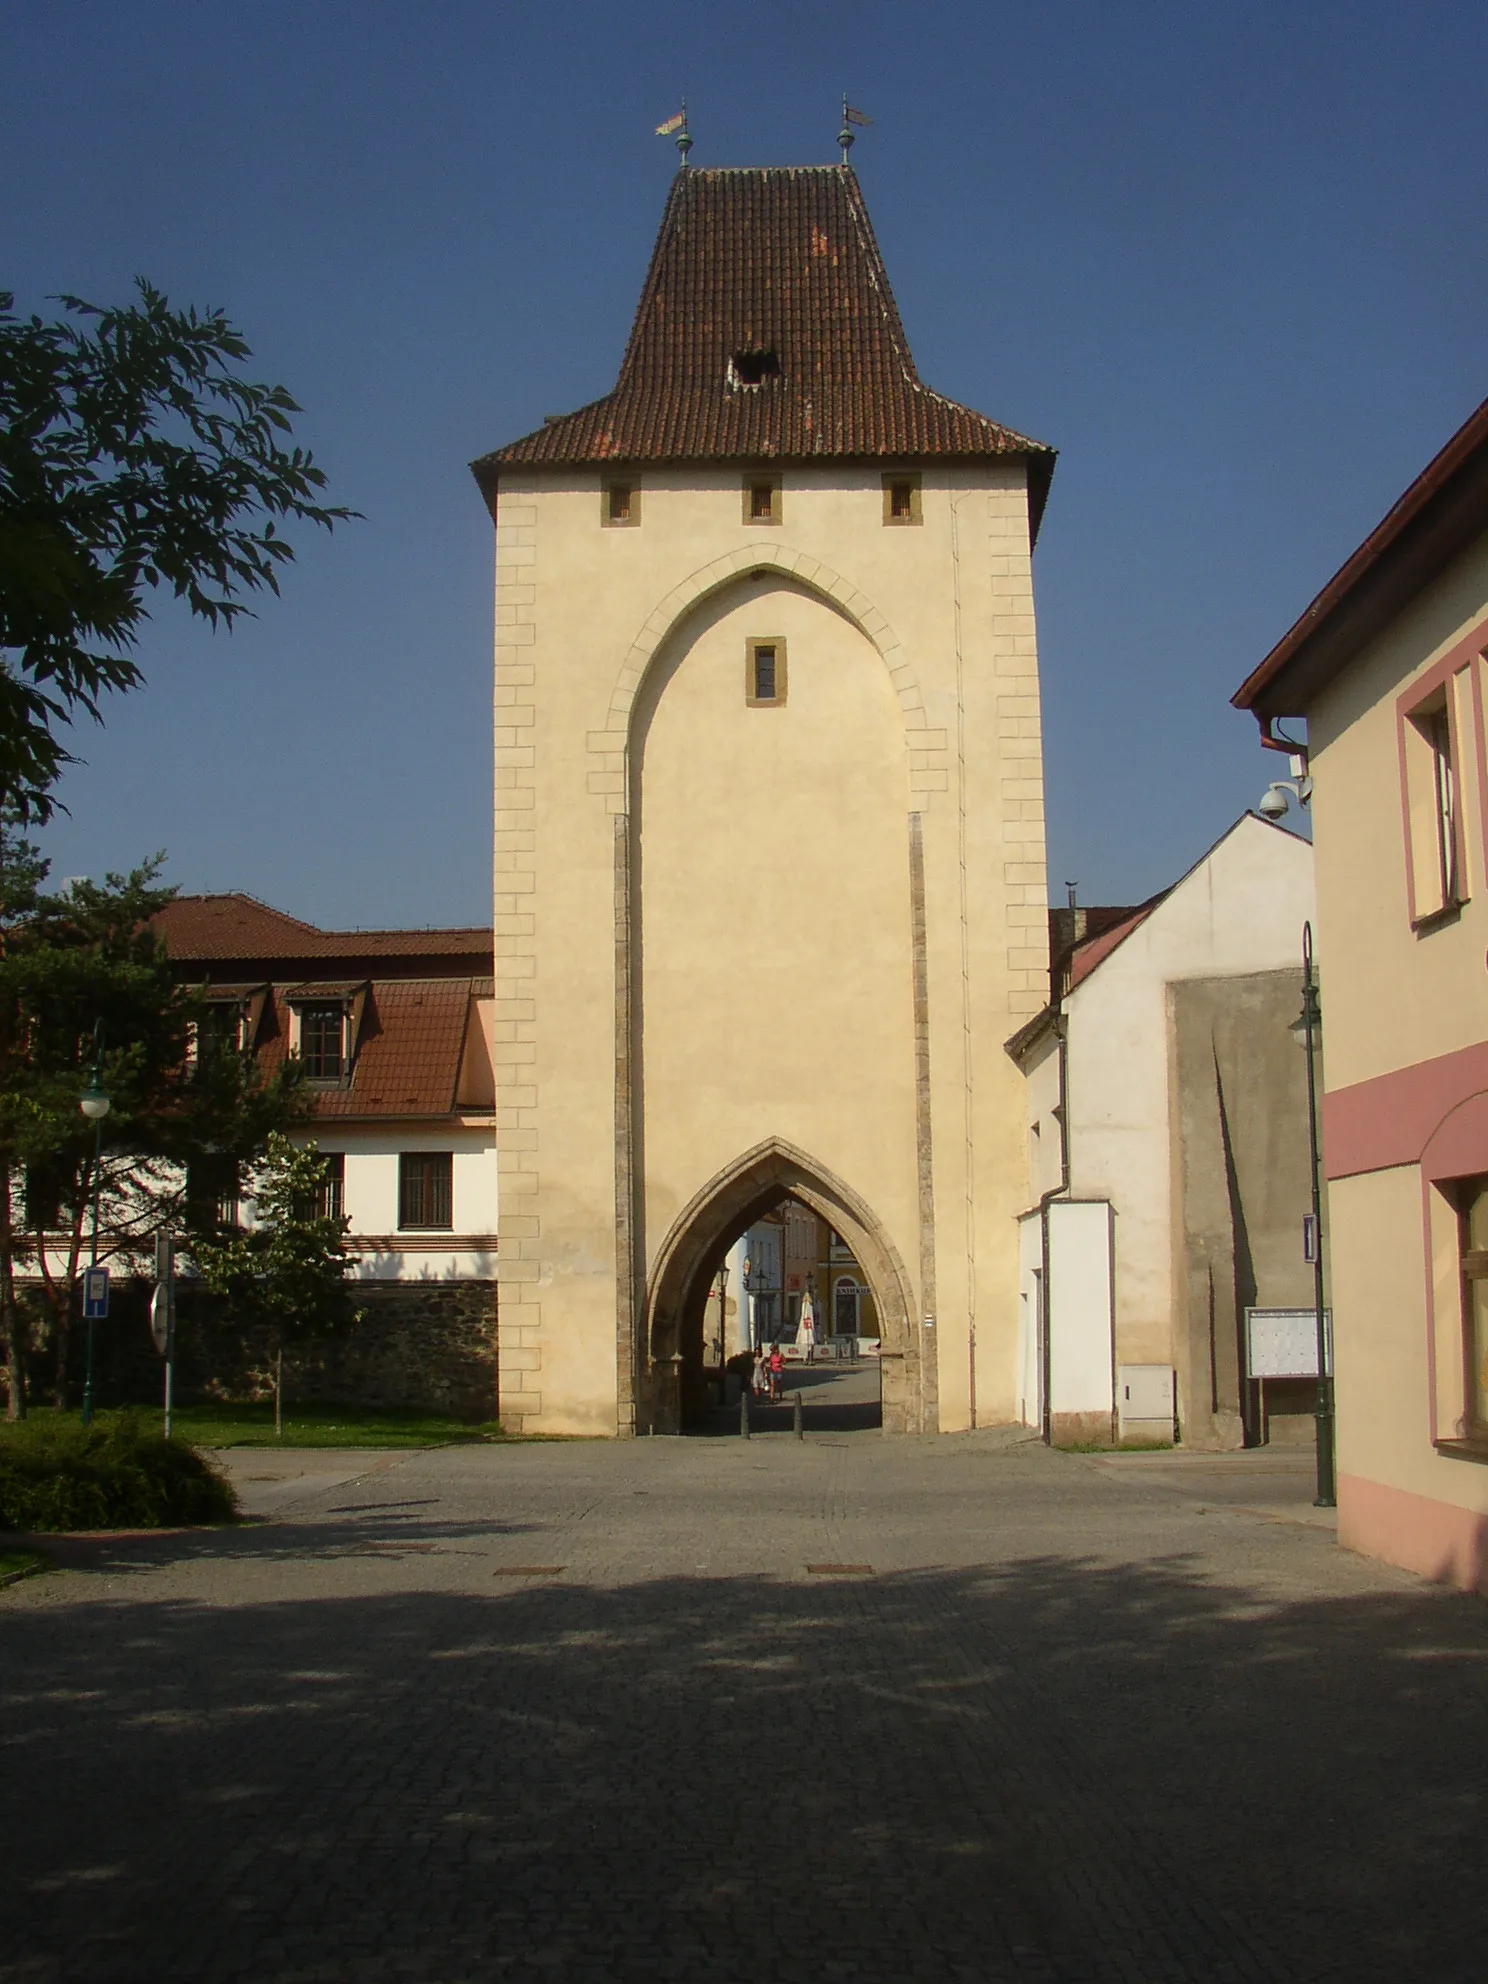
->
[1118,1364,1176,1442]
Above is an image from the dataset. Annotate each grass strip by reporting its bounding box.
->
[0,1549,47,1587]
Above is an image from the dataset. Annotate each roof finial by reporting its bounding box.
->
[839,96,872,163]
[656,100,692,165]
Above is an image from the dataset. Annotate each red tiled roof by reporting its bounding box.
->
[1066,906,1158,990]
[251,979,484,1120]
[154,895,491,968]
[472,166,1054,531]
[318,980,474,1119]
[152,897,493,1122]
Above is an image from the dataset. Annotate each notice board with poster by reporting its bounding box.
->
[1245,1307,1332,1380]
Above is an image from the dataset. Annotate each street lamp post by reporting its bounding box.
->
[1296,923,1336,1508]
[715,1264,730,1371]
[78,1029,110,1428]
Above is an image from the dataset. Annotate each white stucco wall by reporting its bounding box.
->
[294,1126,497,1282]
[1061,815,1315,1369]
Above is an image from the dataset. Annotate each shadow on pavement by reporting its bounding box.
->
[1,1552,1484,1980]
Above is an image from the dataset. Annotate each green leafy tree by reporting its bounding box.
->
[0,822,304,1415]
[0,280,352,818]
[193,1134,361,1436]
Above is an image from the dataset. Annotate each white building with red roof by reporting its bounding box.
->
[152,894,497,1416]
[1006,816,1315,1448]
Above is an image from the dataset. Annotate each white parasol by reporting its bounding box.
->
[795,1288,817,1351]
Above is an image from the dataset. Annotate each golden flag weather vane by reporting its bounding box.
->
[839,97,872,162]
[656,101,692,164]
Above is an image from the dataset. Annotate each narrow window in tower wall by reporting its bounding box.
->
[743,476,781,524]
[602,481,639,526]
[746,637,787,706]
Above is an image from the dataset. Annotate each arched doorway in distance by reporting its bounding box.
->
[641,1138,919,1435]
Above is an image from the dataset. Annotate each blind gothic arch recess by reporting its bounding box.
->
[585,545,949,811]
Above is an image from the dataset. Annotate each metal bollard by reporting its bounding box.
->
[794,1391,804,1440]
[740,1390,750,1438]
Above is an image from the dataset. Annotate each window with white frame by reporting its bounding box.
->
[1400,668,1473,923]
[299,1003,346,1082]
[314,1151,345,1223]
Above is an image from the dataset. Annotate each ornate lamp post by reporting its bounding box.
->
[1291,923,1335,1508]
[714,1264,730,1371]
[78,1032,110,1427]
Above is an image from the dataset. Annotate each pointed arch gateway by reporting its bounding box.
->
[643,1139,929,1435]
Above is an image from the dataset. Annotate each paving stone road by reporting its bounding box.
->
[2,1417,1485,1983]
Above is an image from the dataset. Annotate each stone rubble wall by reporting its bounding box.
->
[8,1278,500,1424]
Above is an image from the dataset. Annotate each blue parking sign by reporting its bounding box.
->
[83,1266,109,1319]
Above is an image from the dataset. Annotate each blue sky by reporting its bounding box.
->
[5,0,1487,926]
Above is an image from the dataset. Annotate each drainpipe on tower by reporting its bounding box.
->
[1038,1014,1071,1447]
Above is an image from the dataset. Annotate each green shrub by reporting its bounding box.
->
[0,1412,237,1531]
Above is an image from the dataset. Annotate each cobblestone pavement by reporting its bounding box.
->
[3,1428,1485,1982]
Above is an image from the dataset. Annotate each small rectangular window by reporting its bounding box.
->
[24,1162,63,1233]
[197,1002,243,1066]
[299,1003,345,1082]
[882,472,922,526]
[315,1152,345,1224]
[746,637,787,706]
[742,476,781,525]
[188,1153,240,1232]
[602,480,639,527]
[399,1152,453,1231]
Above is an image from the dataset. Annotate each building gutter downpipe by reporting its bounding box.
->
[1038,1014,1070,1446]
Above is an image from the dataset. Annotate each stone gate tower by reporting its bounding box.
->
[472,165,1055,1436]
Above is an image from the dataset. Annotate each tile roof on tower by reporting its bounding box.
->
[472,166,1054,531]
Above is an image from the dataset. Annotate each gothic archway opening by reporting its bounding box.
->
[642,1140,922,1436]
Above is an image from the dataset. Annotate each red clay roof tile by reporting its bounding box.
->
[153,895,491,969]
[153,896,494,1122]
[471,166,1054,532]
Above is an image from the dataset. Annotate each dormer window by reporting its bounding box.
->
[602,479,639,527]
[743,475,781,525]
[287,981,366,1085]
[300,1003,346,1082]
[728,348,780,391]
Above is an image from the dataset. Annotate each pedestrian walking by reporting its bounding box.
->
[768,1344,785,1401]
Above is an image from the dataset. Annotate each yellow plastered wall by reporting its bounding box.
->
[491,465,1048,1434]
[1306,529,1488,1531]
